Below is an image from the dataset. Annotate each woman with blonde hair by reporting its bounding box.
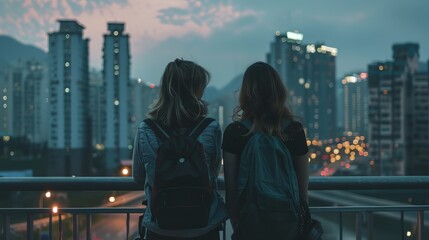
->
[133,59,228,240]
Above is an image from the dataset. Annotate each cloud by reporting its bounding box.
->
[1,0,428,89]
[0,0,258,74]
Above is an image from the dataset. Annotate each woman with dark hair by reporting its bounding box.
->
[223,61,309,239]
[133,59,228,240]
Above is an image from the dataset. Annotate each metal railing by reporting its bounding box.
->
[1,176,429,240]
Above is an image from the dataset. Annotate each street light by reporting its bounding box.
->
[121,167,129,176]
[52,205,59,214]
[39,191,51,208]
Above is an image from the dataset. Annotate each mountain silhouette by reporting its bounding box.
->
[203,73,243,103]
[0,35,47,64]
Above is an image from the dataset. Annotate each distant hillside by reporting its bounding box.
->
[220,73,243,94]
[0,35,47,64]
[203,73,244,103]
[203,86,221,103]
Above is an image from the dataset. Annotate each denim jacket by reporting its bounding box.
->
[132,119,229,238]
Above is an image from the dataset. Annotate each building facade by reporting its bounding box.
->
[341,72,369,137]
[0,60,48,143]
[368,43,429,175]
[267,31,306,119]
[102,23,131,173]
[47,20,90,176]
[267,32,337,140]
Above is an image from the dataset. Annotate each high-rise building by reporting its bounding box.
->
[129,78,158,140]
[89,69,103,146]
[368,43,429,175]
[304,44,337,140]
[267,31,306,119]
[0,60,48,143]
[0,64,12,136]
[267,32,337,140]
[341,72,369,137]
[102,23,131,173]
[47,20,90,176]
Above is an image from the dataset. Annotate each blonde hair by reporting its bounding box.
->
[148,59,210,126]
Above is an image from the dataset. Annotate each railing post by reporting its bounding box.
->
[27,213,33,240]
[3,215,10,240]
[49,214,53,240]
[86,213,92,240]
[400,211,404,240]
[73,213,78,240]
[356,212,362,240]
[339,212,343,240]
[126,213,130,240]
[58,213,63,240]
[417,210,424,240]
[366,212,373,240]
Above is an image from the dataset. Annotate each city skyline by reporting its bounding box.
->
[1,0,429,88]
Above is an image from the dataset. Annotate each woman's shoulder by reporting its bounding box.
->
[225,121,247,132]
[224,121,250,140]
[201,117,221,133]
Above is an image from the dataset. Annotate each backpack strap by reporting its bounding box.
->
[143,119,173,142]
[188,117,215,138]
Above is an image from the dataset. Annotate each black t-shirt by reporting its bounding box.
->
[222,121,309,157]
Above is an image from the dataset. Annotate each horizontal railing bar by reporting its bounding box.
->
[2,205,429,214]
[310,205,429,212]
[2,176,429,191]
[0,207,145,214]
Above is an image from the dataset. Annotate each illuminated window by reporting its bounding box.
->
[114,100,119,106]
[114,71,119,75]
[65,88,70,93]
[114,48,119,54]
[65,34,70,39]
[304,83,310,89]
[65,62,70,67]
[114,31,119,36]
[3,103,7,108]
[114,65,119,70]
[2,96,7,100]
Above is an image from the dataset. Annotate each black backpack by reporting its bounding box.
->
[143,117,215,230]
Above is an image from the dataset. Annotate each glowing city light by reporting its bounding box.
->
[286,31,303,41]
[121,168,129,176]
[52,205,59,214]
[109,196,116,203]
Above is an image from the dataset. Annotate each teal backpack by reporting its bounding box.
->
[235,120,301,240]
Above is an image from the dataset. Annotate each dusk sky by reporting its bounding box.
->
[1,0,428,89]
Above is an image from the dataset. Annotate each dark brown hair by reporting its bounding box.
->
[233,61,294,137]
